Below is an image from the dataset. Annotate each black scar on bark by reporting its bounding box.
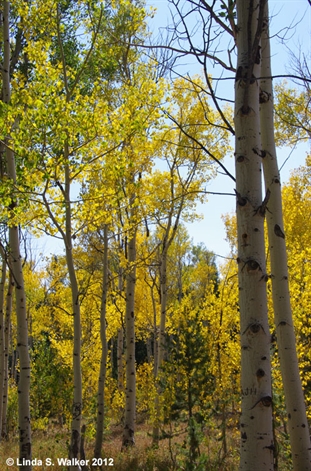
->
[274,224,285,239]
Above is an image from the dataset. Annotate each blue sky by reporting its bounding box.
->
[147,0,311,260]
[36,1,311,263]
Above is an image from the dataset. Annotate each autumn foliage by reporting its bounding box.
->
[0,0,310,470]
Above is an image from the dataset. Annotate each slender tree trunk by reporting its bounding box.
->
[151,165,185,445]
[260,6,311,469]
[63,159,83,470]
[94,225,108,459]
[117,328,124,393]
[217,310,227,457]
[66,242,83,469]
[12,349,17,382]
[0,253,6,438]
[41,144,82,468]
[7,85,32,471]
[235,1,274,469]
[151,287,158,376]
[157,252,168,375]
[152,250,168,444]
[122,231,136,448]
[80,425,87,471]
[2,2,32,466]
[145,276,158,374]
[117,268,124,394]
[2,271,13,439]
[153,211,182,444]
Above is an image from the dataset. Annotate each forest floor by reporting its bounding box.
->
[0,421,291,470]
[0,421,240,470]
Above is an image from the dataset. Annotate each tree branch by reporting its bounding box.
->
[164,110,236,182]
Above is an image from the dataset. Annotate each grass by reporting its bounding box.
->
[0,420,292,470]
[0,421,240,471]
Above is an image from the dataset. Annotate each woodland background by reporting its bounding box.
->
[0,0,310,470]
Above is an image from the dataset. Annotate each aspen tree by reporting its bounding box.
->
[10,1,105,463]
[17,3,106,465]
[150,168,202,445]
[0,252,5,438]
[122,229,137,447]
[2,271,12,439]
[42,6,87,461]
[147,76,230,444]
[115,250,125,398]
[260,5,311,469]
[166,2,310,466]
[41,142,84,467]
[114,239,125,394]
[117,327,124,393]
[63,149,83,468]
[1,1,32,466]
[94,225,108,459]
[122,184,137,447]
[110,239,125,395]
[235,1,274,469]
[152,197,182,445]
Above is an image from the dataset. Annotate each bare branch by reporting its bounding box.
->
[164,110,236,182]
[198,0,235,38]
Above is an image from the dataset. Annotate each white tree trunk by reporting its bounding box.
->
[156,251,168,376]
[260,6,311,469]
[2,271,12,439]
[117,269,124,394]
[235,1,274,469]
[2,2,32,466]
[152,249,168,445]
[122,231,136,447]
[0,253,6,438]
[94,225,108,459]
[62,161,83,470]
[117,328,124,393]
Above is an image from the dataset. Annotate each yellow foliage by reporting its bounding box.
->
[136,362,156,415]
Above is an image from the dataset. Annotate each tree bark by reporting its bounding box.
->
[235,1,274,469]
[2,1,32,466]
[2,271,13,439]
[117,328,124,393]
[94,225,108,459]
[117,268,124,394]
[0,252,6,439]
[151,285,158,376]
[156,250,168,377]
[62,159,83,470]
[122,230,137,448]
[152,249,168,445]
[260,5,311,469]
